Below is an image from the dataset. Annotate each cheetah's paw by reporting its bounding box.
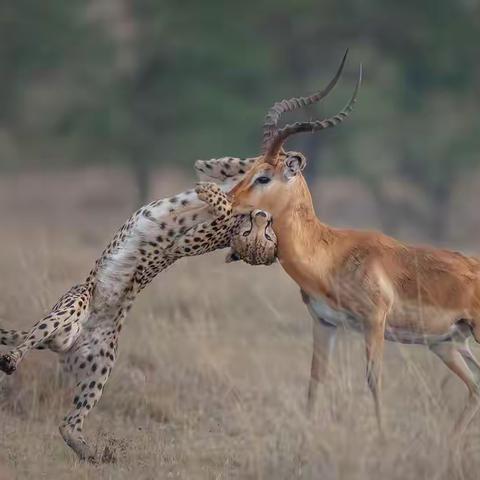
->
[195,182,227,217]
[195,182,221,203]
[0,352,18,375]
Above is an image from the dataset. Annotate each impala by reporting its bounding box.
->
[229,51,480,437]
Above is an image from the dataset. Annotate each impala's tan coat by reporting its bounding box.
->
[226,49,480,437]
[230,150,480,435]
[232,158,480,335]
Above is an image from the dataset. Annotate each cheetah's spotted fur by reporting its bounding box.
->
[0,156,277,462]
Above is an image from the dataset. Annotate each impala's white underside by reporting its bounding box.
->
[308,296,469,346]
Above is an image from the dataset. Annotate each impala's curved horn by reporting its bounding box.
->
[262,57,362,165]
[262,50,349,156]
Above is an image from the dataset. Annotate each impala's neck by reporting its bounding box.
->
[271,176,337,296]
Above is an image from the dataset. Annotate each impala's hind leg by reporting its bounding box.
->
[457,341,480,384]
[0,284,90,375]
[430,342,480,438]
[59,331,117,463]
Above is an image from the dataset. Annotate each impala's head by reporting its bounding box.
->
[230,50,362,217]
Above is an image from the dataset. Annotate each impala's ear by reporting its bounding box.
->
[283,153,306,180]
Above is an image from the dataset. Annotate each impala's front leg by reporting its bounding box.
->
[301,290,337,415]
[364,307,387,435]
[308,319,337,415]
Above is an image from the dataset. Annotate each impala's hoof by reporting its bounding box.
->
[0,353,18,375]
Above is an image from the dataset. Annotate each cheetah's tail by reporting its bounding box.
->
[0,327,27,347]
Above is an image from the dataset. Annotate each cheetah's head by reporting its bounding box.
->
[227,209,277,266]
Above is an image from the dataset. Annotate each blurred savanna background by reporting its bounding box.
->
[1,0,480,478]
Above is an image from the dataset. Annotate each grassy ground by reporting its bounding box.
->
[1,168,480,479]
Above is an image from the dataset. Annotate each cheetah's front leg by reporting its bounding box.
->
[195,182,233,218]
[169,182,236,257]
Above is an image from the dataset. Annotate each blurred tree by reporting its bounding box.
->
[0,0,479,237]
[0,0,113,169]
[253,0,480,238]
[73,0,275,204]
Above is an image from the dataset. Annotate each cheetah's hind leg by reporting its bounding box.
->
[59,330,118,463]
[0,284,91,375]
[0,328,28,347]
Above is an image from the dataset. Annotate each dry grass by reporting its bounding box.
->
[1,168,480,479]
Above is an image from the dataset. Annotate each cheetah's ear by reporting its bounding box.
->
[283,152,306,180]
[225,249,241,263]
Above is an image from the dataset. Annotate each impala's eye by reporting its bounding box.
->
[255,176,271,185]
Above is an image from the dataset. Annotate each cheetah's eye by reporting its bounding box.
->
[255,176,271,185]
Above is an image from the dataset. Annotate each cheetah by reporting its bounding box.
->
[0,157,276,462]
